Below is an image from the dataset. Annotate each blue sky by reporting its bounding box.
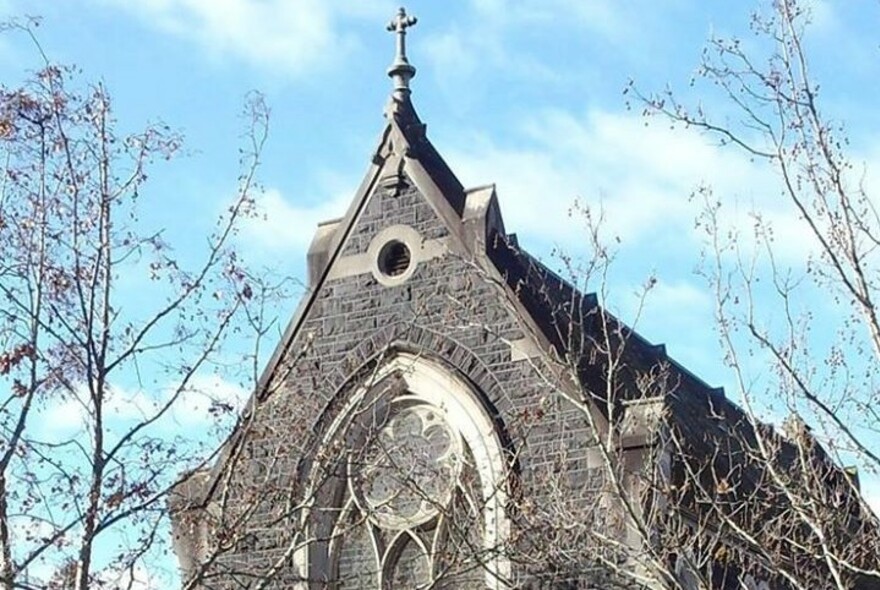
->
[2,0,879,585]
[0,0,778,364]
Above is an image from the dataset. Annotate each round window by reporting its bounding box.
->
[377,240,412,278]
[352,405,461,530]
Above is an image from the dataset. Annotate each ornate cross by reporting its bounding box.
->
[386,7,417,99]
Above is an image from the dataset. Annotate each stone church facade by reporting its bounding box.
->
[170,8,879,590]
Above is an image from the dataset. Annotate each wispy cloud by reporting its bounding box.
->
[241,187,353,255]
[37,373,249,440]
[420,0,677,98]
[98,0,392,76]
[442,107,826,264]
[467,0,630,40]
[649,280,712,313]
[39,383,158,439]
[444,109,740,244]
[170,373,248,426]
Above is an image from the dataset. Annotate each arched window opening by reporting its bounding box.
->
[305,353,511,590]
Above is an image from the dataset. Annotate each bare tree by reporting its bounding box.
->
[636,0,880,468]
[610,0,880,587]
[0,21,288,590]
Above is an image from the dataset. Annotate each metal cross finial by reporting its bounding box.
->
[387,6,417,39]
[386,7,417,102]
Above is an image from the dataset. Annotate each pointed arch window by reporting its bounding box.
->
[306,353,510,589]
[334,398,486,588]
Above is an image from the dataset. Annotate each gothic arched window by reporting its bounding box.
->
[301,353,510,590]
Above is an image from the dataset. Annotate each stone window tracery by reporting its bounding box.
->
[301,354,511,590]
[335,398,480,589]
[353,403,462,531]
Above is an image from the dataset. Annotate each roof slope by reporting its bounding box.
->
[485,223,880,587]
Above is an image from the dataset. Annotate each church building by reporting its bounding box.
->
[170,8,880,589]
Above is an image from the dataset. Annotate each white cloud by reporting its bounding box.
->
[421,0,672,94]
[650,280,712,313]
[442,107,825,264]
[444,109,720,245]
[40,394,87,435]
[420,29,480,107]
[39,383,160,439]
[241,187,352,254]
[99,0,392,75]
[467,0,628,40]
[37,373,248,438]
[420,6,560,105]
[170,373,248,425]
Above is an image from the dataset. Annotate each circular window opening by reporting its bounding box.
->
[377,240,412,278]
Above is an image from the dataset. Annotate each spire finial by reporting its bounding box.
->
[386,7,417,102]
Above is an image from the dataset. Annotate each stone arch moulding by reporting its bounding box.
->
[293,351,513,589]
[314,322,515,416]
